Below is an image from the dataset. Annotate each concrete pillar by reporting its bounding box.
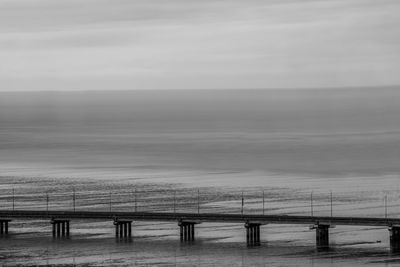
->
[390,226,400,251]
[253,226,256,243]
[184,225,188,241]
[56,223,61,237]
[315,224,330,249]
[246,227,249,244]
[114,220,133,239]
[51,220,70,238]
[66,221,70,237]
[249,227,253,244]
[52,223,56,237]
[245,223,261,246]
[62,222,66,237]
[179,221,197,242]
[0,220,11,236]
[124,223,128,237]
[119,223,123,237]
[255,225,260,244]
[0,221,9,235]
[253,226,256,244]
[191,223,195,241]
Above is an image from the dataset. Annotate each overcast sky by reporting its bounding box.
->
[0,0,399,91]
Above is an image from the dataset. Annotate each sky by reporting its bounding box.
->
[0,0,399,91]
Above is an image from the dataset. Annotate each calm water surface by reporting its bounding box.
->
[1,88,400,266]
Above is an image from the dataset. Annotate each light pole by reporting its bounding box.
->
[262,190,265,215]
[12,188,15,211]
[197,189,200,214]
[135,188,137,212]
[310,191,314,217]
[109,191,112,212]
[385,195,388,219]
[174,190,176,214]
[330,191,333,218]
[241,191,244,215]
[73,187,76,212]
[46,192,49,212]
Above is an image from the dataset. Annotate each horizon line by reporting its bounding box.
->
[0,84,399,94]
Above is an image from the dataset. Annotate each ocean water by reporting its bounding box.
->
[1,87,400,266]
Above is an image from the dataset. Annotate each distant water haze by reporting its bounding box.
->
[1,87,400,177]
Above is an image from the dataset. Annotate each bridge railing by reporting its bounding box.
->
[0,185,398,219]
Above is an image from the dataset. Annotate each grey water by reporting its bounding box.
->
[1,87,400,266]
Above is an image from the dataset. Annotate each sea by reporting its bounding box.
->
[1,87,400,266]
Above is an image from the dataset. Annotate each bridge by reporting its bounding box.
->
[1,210,400,250]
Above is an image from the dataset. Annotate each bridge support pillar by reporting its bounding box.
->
[245,222,261,246]
[0,220,11,236]
[178,221,196,242]
[51,219,70,238]
[311,224,330,249]
[389,226,400,251]
[114,219,132,238]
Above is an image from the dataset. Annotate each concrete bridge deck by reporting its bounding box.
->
[1,210,399,227]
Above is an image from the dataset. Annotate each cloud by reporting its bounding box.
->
[0,0,399,91]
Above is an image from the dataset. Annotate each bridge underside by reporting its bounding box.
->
[3,211,400,250]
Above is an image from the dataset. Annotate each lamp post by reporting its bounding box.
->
[310,191,314,217]
[262,190,265,215]
[73,188,76,212]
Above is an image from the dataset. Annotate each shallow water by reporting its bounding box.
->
[1,88,400,266]
[0,172,399,266]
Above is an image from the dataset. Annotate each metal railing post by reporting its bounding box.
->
[241,191,244,215]
[330,191,333,218]
[73,187,76,212]
[109,191,112,212]
[12,188,15,211]
[262,190,265,215]
[385,195,388,219]
[174,191,176,214]
[197,189,200,214]
[311,191,313,217]
[46,192,49,212]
